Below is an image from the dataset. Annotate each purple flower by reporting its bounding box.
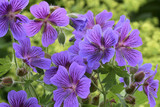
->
[0,0,29,40]
[43,51,85,84]
[79,25,118,68]
[13,37,51,72]
[143,65,159,107]
[70,15,87,31]
[73,10,114,40]
[68,40,100,73]
[23,1,69,47]
[50,62,91,107]
[115,22,143,67]
[0,90,40,107]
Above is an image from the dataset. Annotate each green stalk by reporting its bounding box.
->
[11,33,18,68]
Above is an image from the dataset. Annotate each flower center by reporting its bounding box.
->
[7,11,15,20]
[71,84,77,92]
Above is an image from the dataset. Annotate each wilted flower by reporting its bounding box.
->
[23,1,69,47]
[0,0,29,40]
[115,21,143,67]
[79,25,118,68]
[50,62,91,107]
[0,90,40,107]
[13,37,51,72]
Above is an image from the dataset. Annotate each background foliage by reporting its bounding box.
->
[0,0,160,106]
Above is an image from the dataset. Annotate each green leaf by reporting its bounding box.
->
[0,56,11,77]
[40,93,54,105]
[114,66,129,77]
[124,77,130,86]
[24,80,33,89]
[116,94,128,107]
[110,83,124,93]
[98,64,112,74]
[82,104,97,107]
[44,84,57,91]
[35,68,44,74]
[102,71,117,91]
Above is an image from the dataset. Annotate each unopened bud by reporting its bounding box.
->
[134,71,145,82]
[92,94,100,105]
[130,67,138,74]
[1,77,13,87]
[125,83,136,94]
[58,32,66,45]
[17,68,28,77]
[82,95,90,104]
[125,95,135,105]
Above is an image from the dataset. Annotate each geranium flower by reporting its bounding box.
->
[0,90,40,107]
[23,1,69,47]
[0,0,29,40]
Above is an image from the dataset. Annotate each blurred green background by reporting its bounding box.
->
[0,0,160,107]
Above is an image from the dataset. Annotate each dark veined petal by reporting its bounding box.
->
[69,62,86,84]
[51,51,70,67]
[53,88,71,107]
[30,58,51,70]
[102,48,115,64]
[86,25,102,46]
[0,103,10,107]
[42,23,58,47]
[95,10,112,26]
[103,27,118,48]
[49,8,69,26]
[8,90,27,107]
[149,80,159,98]
[29,46,45,58]
[10,21,26,40]
[76,77,91,99]
[24,97,40,107]
[85,10,94,29]
[23,20,43,37]
[30,1,49,19]
[120,22,131,42]
[123,29,143,48]
[79,39,98,58]
[0,0,9,16]
[15,14,29,23]
[102,21,114,31]
[10,0,29,12]
[115,48,126,66]
[63,93,79,107]
[43,67,57,85]
[0,17,9,37]
[122,48,142,67]
[50,65,71,87]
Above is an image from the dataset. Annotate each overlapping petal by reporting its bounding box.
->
[29,46,45,58]
[15,14,29,23]
[120,22,131,42]
[85,11,94,29]
[102,48,115,64]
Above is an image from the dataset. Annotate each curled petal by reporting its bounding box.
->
[30,1,50,19]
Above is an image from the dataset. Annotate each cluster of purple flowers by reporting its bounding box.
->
[0,0,159,107]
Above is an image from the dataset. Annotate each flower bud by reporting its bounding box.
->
[125,95,135,105]
[1,77,13,87]
[125,83,136,94]
[17,68,28,77]
[134,71,145,82]
[130,67,138,74]
[92,95,100,105]
[58,32,66,45]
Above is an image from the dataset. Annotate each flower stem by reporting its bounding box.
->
[11,34,18,68]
